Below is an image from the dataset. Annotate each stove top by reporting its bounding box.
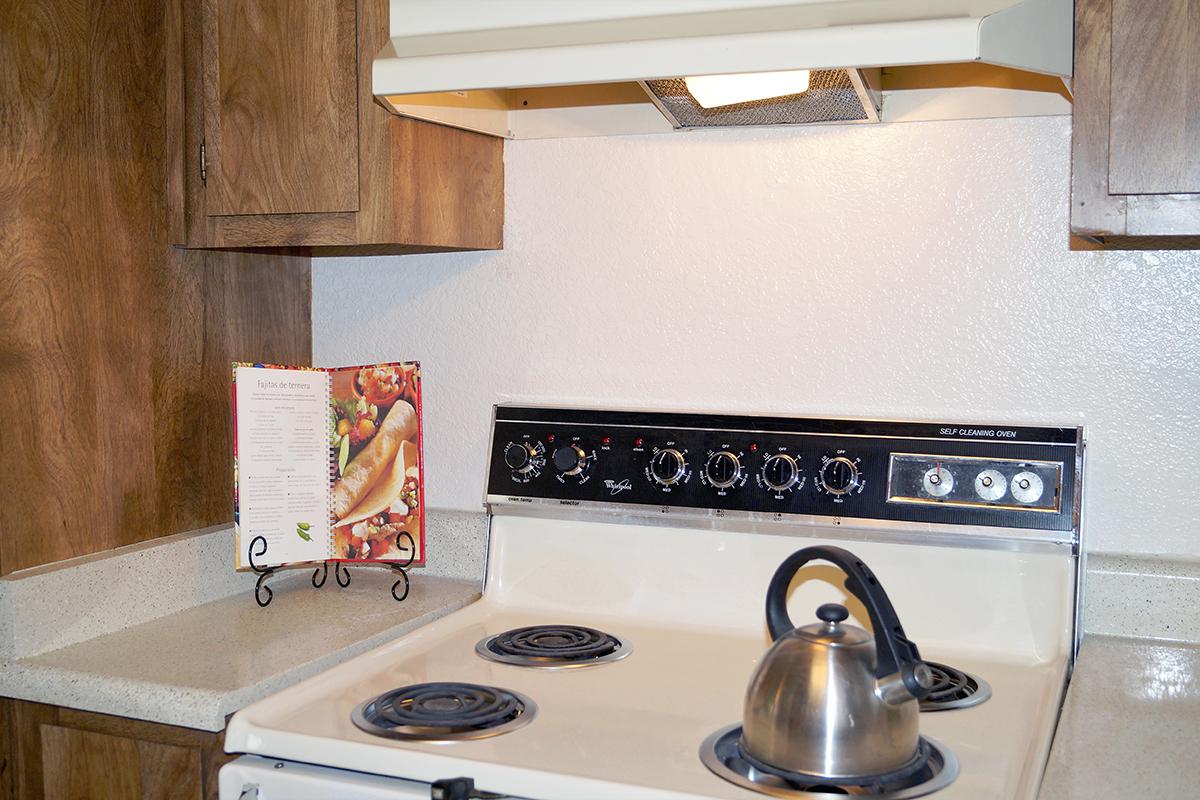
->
[351,681,536,742]
[476,624,630,668]
[221,406,1083,800]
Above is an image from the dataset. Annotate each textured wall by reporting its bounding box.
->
[314,116,1200,559]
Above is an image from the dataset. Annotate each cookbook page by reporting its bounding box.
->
[328,363,425,564]
[233,364,331,568]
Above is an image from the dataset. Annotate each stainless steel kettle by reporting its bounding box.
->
[741,545,933,779]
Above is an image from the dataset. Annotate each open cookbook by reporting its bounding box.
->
[232,362,424,570]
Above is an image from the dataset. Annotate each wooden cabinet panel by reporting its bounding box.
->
[180,0,504,251]
[0,0,313,575]
[40,726,200,800]
[2,700,228,800]
[203,0,359,216]
[1109,0,1200,195]
[1070,0,1200,247]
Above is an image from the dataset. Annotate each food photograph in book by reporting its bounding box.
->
[329,363,425,565]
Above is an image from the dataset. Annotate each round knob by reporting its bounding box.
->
[761,453,799,492]
[704,451,741,489]
[922,466,954,498]
[819,456,859,495]
[504,442,535,473]
[816,603,850,624]
[1011,471,1044,504]
[552,444,587,476]
[649,448,687,486]
[974,469,1007,502]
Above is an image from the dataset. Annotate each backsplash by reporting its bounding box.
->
[314,115,1200,562]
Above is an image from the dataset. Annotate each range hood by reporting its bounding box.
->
[373,0,1073,139]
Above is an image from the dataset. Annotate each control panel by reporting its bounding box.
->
[486,407,1082,532]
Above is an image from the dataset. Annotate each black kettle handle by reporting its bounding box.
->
[765,545,930,700]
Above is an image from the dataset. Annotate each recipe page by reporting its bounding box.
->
[234,365,330,567]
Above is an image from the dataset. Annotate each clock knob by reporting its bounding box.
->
[552,444,588,476]
[649,448,687,486]
[704,451,742,489]
[819,456,859,495]
[761,453,800,492]
[504,442,537,474]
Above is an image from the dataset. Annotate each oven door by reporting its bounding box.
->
[219,755,525,800]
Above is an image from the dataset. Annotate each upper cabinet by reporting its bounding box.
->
[175,0,503,252]
[1071,0,1200,248]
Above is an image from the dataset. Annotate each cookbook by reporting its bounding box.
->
[232,362,425,570]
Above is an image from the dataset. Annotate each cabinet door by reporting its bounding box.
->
[1108,0,1200,195]
[202,0,359,216]
[40,726,200,800]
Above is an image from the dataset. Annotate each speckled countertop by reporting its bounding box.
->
[1039,635,1200,799]
[0,570,480,731]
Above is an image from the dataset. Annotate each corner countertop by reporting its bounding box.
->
[1038,634,1200,799]
[0,570,480,731]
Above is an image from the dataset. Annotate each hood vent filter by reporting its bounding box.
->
[641,69,879,129]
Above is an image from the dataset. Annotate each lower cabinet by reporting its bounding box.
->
[1,700,229,800]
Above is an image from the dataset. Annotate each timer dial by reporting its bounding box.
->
[649,448,687,486]
[761,453,800,492]
[552,444,588,476]
[922,466,954,498]
[504,442,538,474]
[1011,471,1044,504]
[974,469,1007,502]
[704,451,742,489]
[819,456,860,495]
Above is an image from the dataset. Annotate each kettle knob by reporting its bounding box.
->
[816,603,849,624]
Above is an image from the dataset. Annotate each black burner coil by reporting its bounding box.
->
[487,625,622,662]
[920,661,985,709]
[364,682,525,732]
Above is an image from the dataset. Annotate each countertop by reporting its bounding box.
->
[1039,634,1200,799]
[0,569,480,731]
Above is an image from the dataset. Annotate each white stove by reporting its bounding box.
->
[221,405,1084,800]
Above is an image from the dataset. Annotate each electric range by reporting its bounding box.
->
[221,405,1084,800]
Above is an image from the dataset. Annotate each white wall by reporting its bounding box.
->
[314,116,1200,560]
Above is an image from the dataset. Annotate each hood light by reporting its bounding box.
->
[683,70,812,109]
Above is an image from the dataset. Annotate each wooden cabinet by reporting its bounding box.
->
[1071,0,1200,248]
[177,0,504,252]
[1,699,229,800]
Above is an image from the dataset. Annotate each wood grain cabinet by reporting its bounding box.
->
[176,0,504,252]
[1071,0,1200,248]
[1,699,230,800]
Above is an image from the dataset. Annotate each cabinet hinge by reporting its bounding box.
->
[199,141,207,185]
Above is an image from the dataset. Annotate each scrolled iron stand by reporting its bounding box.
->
[248,532,417,608]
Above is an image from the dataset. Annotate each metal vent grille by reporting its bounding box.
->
[642,70,876,129]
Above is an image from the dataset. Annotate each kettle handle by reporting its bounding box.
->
[765,545,931,701]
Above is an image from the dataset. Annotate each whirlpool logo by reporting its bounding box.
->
[604,479,633,496]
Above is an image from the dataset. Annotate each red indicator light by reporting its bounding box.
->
[547,434,556,443]
[634,437,644,447]
[602,436,611,445]
[750,443,759,452]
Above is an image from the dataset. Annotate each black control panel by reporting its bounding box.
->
[486,406,1082,532]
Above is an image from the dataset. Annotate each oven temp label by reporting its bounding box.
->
[940,427,1018,439]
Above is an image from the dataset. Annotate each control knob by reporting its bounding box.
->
[704,451,742,489]
[761,453,800,492]
[504,442,538,474]
[819,456,860,495]
[649,448,687,486]
[552,444,588,476]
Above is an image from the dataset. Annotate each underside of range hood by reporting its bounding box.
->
[373,0,1073,139]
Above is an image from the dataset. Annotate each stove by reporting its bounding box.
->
[220,405,1084,800]
[476,624,631,668]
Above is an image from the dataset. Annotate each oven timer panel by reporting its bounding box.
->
[886,453,1062,513]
